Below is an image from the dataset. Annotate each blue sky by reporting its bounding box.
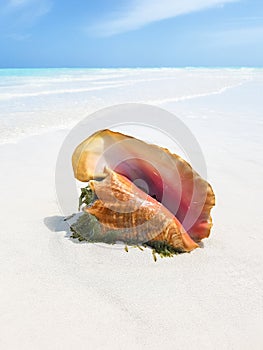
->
[0,0,262,67]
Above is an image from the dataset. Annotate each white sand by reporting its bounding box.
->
[0,69,263,349]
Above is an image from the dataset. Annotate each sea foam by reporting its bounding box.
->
[0,67,261,144]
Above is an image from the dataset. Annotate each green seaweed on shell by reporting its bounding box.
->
[70,208,184,261]
[71,185,185,261]
[78,184,95,210]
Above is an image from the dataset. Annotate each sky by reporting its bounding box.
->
[0,0,262,67]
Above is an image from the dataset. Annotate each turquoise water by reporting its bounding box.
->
[0,68,100,77]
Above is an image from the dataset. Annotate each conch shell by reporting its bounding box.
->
[72,129,215,242]
[85,168,199,252]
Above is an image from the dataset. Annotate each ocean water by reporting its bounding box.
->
[0,67,262,144]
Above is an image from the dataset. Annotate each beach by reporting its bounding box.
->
[0,68,262,349]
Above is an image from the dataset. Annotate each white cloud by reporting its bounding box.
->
[0,0,52,39]
[0,0,51,18]
[7,0,52,17]
[89,0,238,36]
[89,0,239,36]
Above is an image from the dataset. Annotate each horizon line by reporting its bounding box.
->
[0,65,262,70]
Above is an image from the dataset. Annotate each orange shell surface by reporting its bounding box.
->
[72,129,215,241]
[85,169,199,252]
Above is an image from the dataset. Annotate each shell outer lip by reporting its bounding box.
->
[72,129,215,242]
